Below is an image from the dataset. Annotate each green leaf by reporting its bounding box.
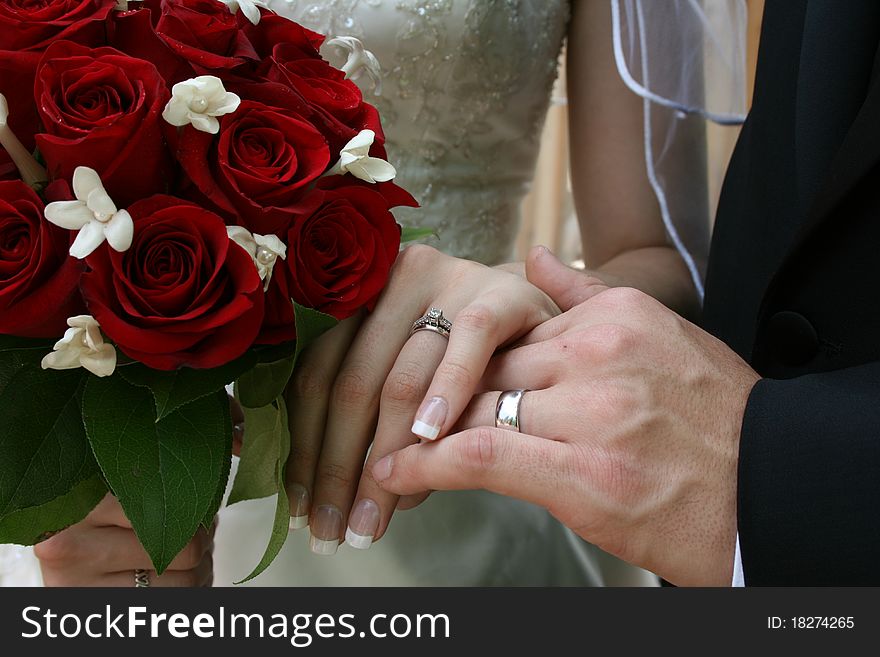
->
[201,396,233,531]
[0,476,107,545]
[227,397,285,505]
[82,376,231,574]
[235,396,291,584]
[236,355,295,409]
[236,303,338,408]
[118,351,257,421]
[0,336,53,397]
[0,365,96,517]
[401,226,437,243]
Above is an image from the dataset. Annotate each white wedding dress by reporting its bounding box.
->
[212,0,608,586]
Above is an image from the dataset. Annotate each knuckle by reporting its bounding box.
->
[436,358,474,391]
[33,531,77,565]
[396,243,437,273]
[318,462,354,490]
[382,367,426,405]
[288,436,320,466]
[331,369,375,409]
[458,429,498,475]
[289,363,331,401]
[578,324,636,360]
[455,304,499,335]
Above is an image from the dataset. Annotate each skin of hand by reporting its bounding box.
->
[372,247,761,586]
[35,494,215,587]
[279,0,706,556]
[283,244,560,553]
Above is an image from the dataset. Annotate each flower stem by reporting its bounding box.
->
[0,93,48,191]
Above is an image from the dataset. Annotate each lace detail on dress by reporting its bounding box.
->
[266,0,569,264]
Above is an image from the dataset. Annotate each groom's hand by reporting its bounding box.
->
[374,249,760,586]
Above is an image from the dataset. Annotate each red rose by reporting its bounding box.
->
[34,40,173,206]
[155,0,258,71]
[0,0,115,52]
[0,50,42,181]
[280,182,411,322]
[177,98,331,235]
[81,195,264,370]
[0,180,84,338]
[259,46,385,156]
[241,12,325,61]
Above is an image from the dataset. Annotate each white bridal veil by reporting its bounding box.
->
[612,0,749,298]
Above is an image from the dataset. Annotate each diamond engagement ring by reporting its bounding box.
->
[409,307,452,340]
[495,390,528,433]
[134,569,151,588]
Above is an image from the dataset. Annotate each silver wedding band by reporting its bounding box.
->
[409,307,452,340]
[134,569,151,588]
[495,389,528,433]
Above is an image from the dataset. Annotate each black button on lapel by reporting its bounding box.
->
[765,311,819,366]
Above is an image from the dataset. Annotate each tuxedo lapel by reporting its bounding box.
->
[760,0,880,303]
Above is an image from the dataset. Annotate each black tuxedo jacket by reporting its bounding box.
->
[703,0,880,585]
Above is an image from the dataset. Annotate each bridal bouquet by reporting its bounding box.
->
[0,0,418,581]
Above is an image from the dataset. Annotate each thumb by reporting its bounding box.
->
[525,246,608,311]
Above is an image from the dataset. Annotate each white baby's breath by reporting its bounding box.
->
[162,76,241,134]
[44,167,133,259]
[326,36,382,95]
[227,226,287,291]
[327,129,396,183]
[41,316,117,378]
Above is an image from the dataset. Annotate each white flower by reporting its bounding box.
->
[162,76,241,134]
[0,92,48,189]
[227,226,287,291]
[41,316,117,378]
[326,36,382,95]
[327,129,396,183]
[218,0,269,25]
[44,167,133,259]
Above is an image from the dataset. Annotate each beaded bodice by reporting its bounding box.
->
[267,0,570,264]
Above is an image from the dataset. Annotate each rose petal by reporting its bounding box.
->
[69,220,106,259]
[44,200,92,230]
[104,210,133,252]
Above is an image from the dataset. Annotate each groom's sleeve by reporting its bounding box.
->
[736,363,880,585]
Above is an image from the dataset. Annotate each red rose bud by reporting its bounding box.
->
[0,0,116,52]
[0,181,85,338]
[33,40,173,207]
[80,195,264,370]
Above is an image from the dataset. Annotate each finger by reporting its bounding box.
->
[525,245,608,311]
[411,289,554,442]
[452,389,562,439]
[285,314,362,530]
[105,556,214,588]
[373,428,567,508]
[84,494,132,529]
[396,491,431,510]
[340,331,448,549]
[478,341,565,393]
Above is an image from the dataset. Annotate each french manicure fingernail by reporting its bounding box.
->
[309,505,342,555]
[287,483,310,531]
[412,396,447,440]
[373,456,393,482]
[345,499,380,550]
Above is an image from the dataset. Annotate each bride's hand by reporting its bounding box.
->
[35,494,215,587]
[285,244,582,553]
